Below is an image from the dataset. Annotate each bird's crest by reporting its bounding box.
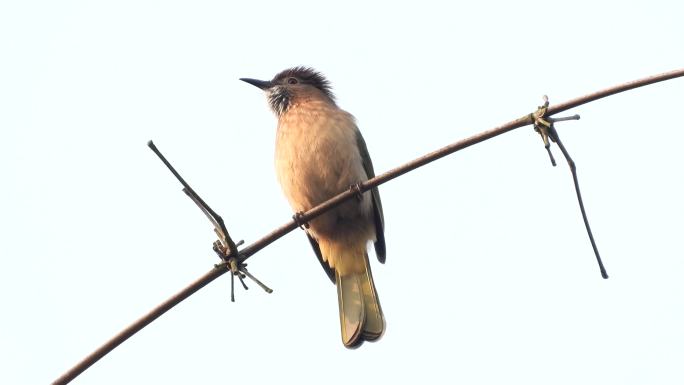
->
[273,66,335,102]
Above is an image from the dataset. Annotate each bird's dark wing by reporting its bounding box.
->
[307,232,336,283]
[355,129,386,263]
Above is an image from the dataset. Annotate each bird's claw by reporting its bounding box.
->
[293,211,310,229]
[349,182,364,202]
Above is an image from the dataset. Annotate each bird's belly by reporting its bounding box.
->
[275,116,372,239]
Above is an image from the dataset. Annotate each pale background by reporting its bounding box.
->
[1,1,683,384]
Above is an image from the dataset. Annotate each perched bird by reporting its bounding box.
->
[241,67,386,348]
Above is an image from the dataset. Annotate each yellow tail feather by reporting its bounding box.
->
[336,252,384,348]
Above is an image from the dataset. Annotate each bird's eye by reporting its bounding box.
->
[287,77,298,85]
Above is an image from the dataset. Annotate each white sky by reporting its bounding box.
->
[2,1,684,384]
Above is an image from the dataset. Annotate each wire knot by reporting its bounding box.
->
[531,95,581,166]
[148,140,273,302]
[528,97,607,279]
[214,243,274,302]
[532,95,556,166]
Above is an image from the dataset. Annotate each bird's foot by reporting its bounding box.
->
[349,182,364,202]
[293,211,310,229]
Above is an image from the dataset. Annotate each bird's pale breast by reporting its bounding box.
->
[275,101,373,241]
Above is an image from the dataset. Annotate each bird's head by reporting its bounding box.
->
[240,66,335,116]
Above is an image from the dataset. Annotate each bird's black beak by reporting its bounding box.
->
[240,78,273,90]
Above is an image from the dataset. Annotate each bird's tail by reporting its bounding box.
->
[336,252,384,348]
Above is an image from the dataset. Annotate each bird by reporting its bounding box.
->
[240,67,386,348]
